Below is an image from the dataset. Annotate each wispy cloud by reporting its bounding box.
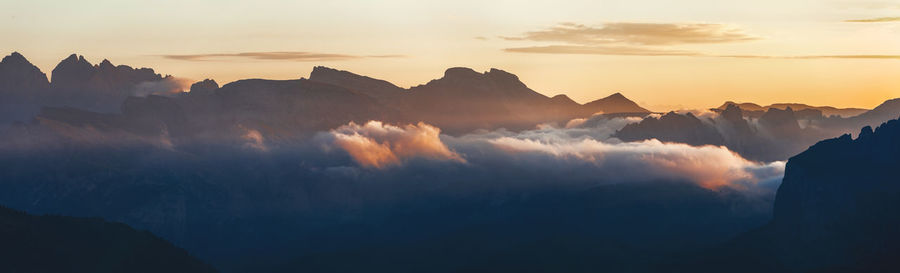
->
[161,51,403,62]
[844,16,900,22]
[502,22,758,46]
[505,47,900,59]
[719,54,900,59]
[504,45,698,56]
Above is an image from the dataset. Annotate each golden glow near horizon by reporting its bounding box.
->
[2,0,900,111]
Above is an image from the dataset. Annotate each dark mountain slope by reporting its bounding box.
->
[0,205,216,273]
[676,117,900,272]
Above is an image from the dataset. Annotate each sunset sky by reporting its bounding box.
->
[3,0,900,111]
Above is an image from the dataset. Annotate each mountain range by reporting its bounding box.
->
[713,101,869,118]
[0,52,650,136]
[614,100,900,161]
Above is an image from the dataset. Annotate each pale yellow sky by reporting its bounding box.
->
[2,0,900,111]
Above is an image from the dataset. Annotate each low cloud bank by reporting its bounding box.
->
[321,118,784,192]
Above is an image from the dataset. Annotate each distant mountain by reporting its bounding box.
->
[0,205,215,273]
[677,117,900,272]
[309,66,648,134]
[615,112,724,147]
[714,101,868,118]
[1,52,652,135]
[613,100,900,161]
[308,66,406,100]
[584,92,651,114]
[50,54,182,112]
[0,52,50,123]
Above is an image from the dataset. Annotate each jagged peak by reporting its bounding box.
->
[2,52,29,64]
[99,59,114,67]
[485,68,519,81]
[858,125,874,140]
[189,79,219,94]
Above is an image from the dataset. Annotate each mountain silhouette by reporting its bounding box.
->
[715,101,868,118]
[615,111,724,146]
[0,52,50,123]
[308,66,406,100]
[0,205,216,273]
[673,117,900,272]
[2,52,654,136]
[584,92,651,114]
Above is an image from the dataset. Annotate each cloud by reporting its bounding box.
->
[844,16,900,22]
[504,45,699,56]
[502,22,758,46]
[327,121,466,168]
[718,54,900,59]
[161,51,402,62]
[488,137,784,190]
[130,77,191,97]
[240,126,268,152]
[317,118,783,192]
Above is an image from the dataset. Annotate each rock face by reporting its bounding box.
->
[0,205,216,273]
[684,117,900,272]
[768,118,900,270]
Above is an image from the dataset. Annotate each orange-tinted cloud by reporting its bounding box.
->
[844,16,900,22]
[329,121,465,169]
[489,137,784,190]
[502,22,758,46]
[162,51,403,62]
[504,45,698,56]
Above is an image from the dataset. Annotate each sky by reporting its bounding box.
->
[2,0,900,111]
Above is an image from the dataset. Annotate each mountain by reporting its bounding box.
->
[714,101,868,118]
[675,117,900,272]
[308,66,648,134]
[615,111,725,147]
[612,99,900,161]
[2,53,653,135]
[308,66,406,100]
[49,54,182,112]
[0,52,50,123]
[584,92,651,114]
[0,205,216,273]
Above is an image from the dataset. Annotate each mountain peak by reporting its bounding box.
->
[1,52,29,65]
[308,66,404,99]
[584,92,650,114]
[189,79,219,95]
[443,67,480,79]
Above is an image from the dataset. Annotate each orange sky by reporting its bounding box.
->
[2,0,900,111]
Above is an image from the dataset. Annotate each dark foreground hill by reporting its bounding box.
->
[0,205,216,273]
[669,117,900,272]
